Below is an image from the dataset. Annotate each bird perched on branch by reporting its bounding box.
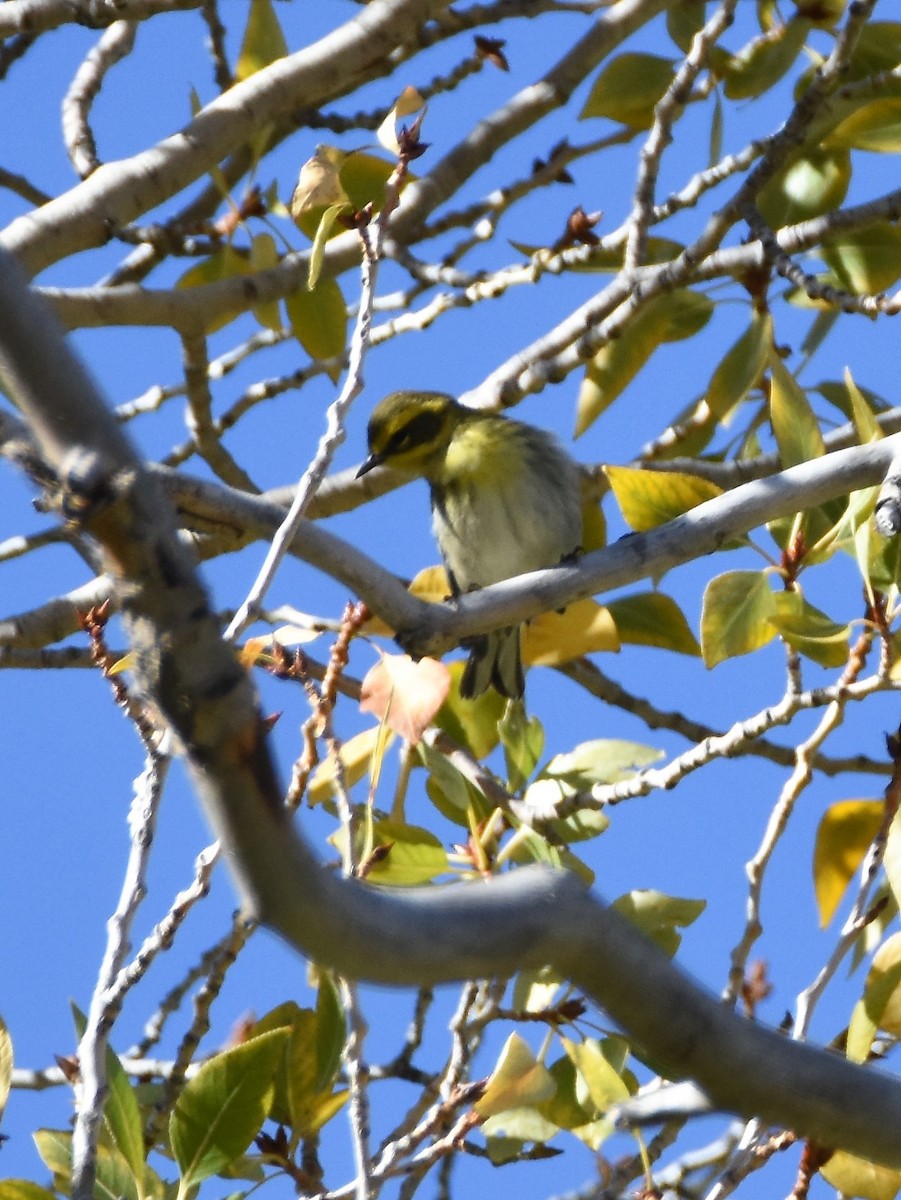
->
[357,390,582,700]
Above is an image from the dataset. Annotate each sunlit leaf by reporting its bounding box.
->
[377,85,426,155]
[559,1036,631,1109]
[769,352,825,467]
[757,147,850,226]
[285,278,347,378]
[580,53,675,128]
[499,703,544,791]
[575,290,712,436]
[769,590,850,667]
[542,739,662,788]
[821,1151,901,1200]
[612,890,705,956]
[813,799,884,927]
[822,222,901,295]
[170,1028,289,1188]
[701,570,776,667]
[249,232,281,331]
[308,725,394,808]
[434,661,505,760]
[176,245,251,334]
[704,311,771,420]
[606,591,701,656]
[605,465,722,531]
[234,0,287,82]
[823,98,901,152]
[522,599,619,666]
[474,1033,556,1117]
[361,818,448,886]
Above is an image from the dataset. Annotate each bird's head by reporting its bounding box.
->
[357,391,464,479]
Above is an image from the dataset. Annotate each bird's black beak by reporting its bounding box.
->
[356,453,381,478]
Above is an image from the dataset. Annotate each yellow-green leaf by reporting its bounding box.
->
[701,570,776,667]
[606,465,722,532]
[822,221,901,295]
[361,818,448,886]
[575,290,712,436]
[612,890,705,956]
[0,1184,59,1200]
[883,809,901,915]
[308,725,394,808]
[757,147,850,227]
[176,245,250,335]
[606,591,701,656]
[813,799,884,927]
[821,1151,901,1200]
[666,0,707,52]
[721,19,810,101]
[580,53,675,128]
[704,311,771,420]
[170,1028,290,1189]
[249,232,281,331]
[435,662,505,760]
[474,1033,556,1117]
[285,278,347,378]
[234,0,287,82]
[769,352,825,468]
[559,1036,630,1109]
[769,590,850,667]
[823,97,901,152]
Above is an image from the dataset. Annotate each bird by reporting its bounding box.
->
[356,390,582,700]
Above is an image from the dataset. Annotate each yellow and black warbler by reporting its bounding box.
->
[357,391,582,700]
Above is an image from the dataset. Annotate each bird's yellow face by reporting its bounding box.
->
[357,391,462,478]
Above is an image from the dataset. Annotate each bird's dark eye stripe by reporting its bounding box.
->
[384,410,445,453]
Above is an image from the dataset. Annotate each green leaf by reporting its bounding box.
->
[285,279,347,379]
[666,0,707,52]
[721,18,810,100]
[580,53,675,128]
[843,367,882,445]
[234,0,287,82]
[499,704,544,791]
[249,233,281,332]
[822,222,901,294]
[419,740,493,827]
[435,662,505,759]
[575,290,712,436]
[769,352,825,468]
[536,1056,596,1130]
[769,590,850,667]
[705,311,771,420]
[823,98,901,152]
[284,1012,347,1137]
[701,570,777,667]
[541,739,662,789]
[307,202,349,291]
[813,799,884,927]
[612,890,705,956]
[170,1027,290,1191]
[605,465,722,532]
[0,1185,59,1200]
[757,148,850,227]
[363,818,448,886]
[883,810,901,917]
[606,591,701,656]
